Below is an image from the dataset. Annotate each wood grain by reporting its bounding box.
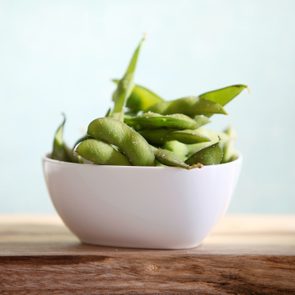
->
[0,215,295,294]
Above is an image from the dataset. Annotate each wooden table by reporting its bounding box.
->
[0,215,294,294]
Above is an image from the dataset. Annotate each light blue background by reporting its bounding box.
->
[0,0,294,213]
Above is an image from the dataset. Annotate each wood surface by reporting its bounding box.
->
[0,215,294,294]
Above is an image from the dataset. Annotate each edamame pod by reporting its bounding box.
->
[73,135,91,149]
[140,129,211,145]
[186,140,219,157]
[139,129,168,145]
[150,146,189,169]
[51,114,78,163]
[221,127,238,163]
[185,142,223,165]
[148,96,226,117]
[88,117,155,166]
[127,84,164,112]
[163,141,188,161]
[194,115,210,128]
[163,140,219,161]
[169,129,212,144]
[124,112,200,130]
[75,139,130,166]
[110,37,145,121]
[113,80,164,112]
[200,84,247,106]
[196,127,222,142]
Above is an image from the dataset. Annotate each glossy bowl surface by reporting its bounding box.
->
[43,155,242,249]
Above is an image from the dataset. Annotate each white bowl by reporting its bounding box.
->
[43,155,242,249]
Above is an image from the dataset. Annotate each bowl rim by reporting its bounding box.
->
[43,152,242,170]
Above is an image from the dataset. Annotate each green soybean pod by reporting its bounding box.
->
[186,140,219,158]
[195,127,223,142]
[168,129,211,144]
[163,139,220,161]
[148,96,226,117]
[127,84,164,112]
[51,114,78,163]
[87,117,155,166]
[194,115,210,128]
[199,84,247,106]
[185,142,223,165]
[73,135,91,149]
[150,146,189,169]
[139,129,211,145]
[75,139,130,166]
[113,80,164,112]
[221,127,238,163]
[110,37,145,121]
[51,114,67,161]
[124,112,199,130]
[139,129,169,145]
[163,140,188,161]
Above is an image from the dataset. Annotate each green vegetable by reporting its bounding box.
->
[139,128,211,145]
[88,117,155,166]
[185,142,223,165]
[148,96,227,117]
[168,129,212,144]
[151,146,190,169]
[124,112,201,130]
[221,127,238,163]
[163,140,219,161]
[110,37,145,121]
[75,139,130,166]
[51,114,77,162]
[127,84,164,112]
[163,141,188,161]
[200,84,247,106]
[73,135,91,149]
[113,80,164,112]
[186,140,219,157]
[193,115,211,128]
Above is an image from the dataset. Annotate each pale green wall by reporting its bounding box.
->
[0,0,294,213]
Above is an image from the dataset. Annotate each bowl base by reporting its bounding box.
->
[80,239,202,250]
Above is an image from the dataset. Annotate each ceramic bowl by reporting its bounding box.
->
[43,155,242,249]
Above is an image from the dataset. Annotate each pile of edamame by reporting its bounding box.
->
[51,37,247,169]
